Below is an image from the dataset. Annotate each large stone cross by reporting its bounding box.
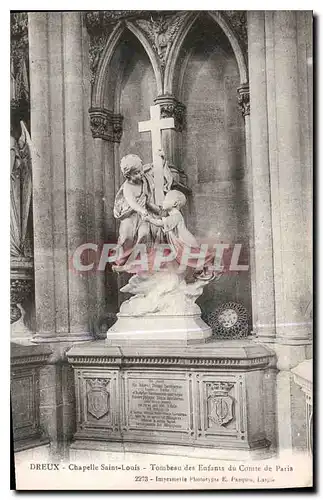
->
[138,104,175,205]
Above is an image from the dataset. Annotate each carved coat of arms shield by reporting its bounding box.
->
[208,394,234,426]
[87,381,110,419]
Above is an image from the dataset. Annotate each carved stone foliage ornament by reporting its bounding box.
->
[10,278,33,324]
[223,11,248,54]
[87,378,110,419]
[11,13,29,104]
[203,302,249,339]
[237,84,250,117]
[207,381,235,426]
[89,34,110,85]
[84,11,178,83]
[11,13,30,136]
[89,108,123,143]
[154,95,186,132]
[84,12,126,83]
[84,10,165,33]
[84,11,248,87]
[134,12,188,69]
[161,102,186,132]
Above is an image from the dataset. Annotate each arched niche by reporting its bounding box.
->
[89,25,160,307]
[89,12,251,319]
[92,21,162,110]
[164,11,248,96]
[114,30,158,163]
[90,26,159,240]
[174,13,251,319]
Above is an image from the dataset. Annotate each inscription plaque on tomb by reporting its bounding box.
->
[127,378,190,432]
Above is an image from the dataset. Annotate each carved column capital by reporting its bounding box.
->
[89,107,123,143]
[10,257,34,323]
[237,83,250,117]
[154,95,186,132]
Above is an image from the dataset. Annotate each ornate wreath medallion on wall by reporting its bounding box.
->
[203,302,249,339]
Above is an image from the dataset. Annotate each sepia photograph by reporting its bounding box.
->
[10,8,313,490]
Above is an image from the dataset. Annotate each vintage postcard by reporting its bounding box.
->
[10,9,313,490]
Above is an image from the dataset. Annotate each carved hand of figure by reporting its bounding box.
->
[139,209,148,218]
[158,208,168,217]
[147,202,163,215]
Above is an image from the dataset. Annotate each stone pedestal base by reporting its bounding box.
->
[67,340,275,460]
[107,314,212,346]
[11,342,52,452]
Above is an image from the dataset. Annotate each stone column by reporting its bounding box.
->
[247,11,276,342]
[247,10,312,349]
[62,13,91,336]
[29,12,57,338]
[89,107,122,315]
[237,84,258,333]
[250,11,313,457]
[29,12,93,341]
[271,10,312,346]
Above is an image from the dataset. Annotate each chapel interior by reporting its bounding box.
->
[10,10,313,468]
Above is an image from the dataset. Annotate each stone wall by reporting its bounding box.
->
[180,18,251,318]
[118,32,157,163]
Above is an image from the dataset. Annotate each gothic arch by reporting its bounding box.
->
[164,11,248,96]
[91,21,162,109]
[125,20,163,94]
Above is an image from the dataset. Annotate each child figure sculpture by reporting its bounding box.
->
[144,190,216,279]
[116,189,219,318]
[109,174,219,341]
[113,150,172,268]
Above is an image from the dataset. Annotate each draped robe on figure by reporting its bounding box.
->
[113,160,173,268]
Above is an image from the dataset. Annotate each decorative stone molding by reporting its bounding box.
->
[237,84,250,117]
[68,355,272,369]
[89,107,123,143]
[67,341,274,370]
[11,343,52,367]
[11,354,50,366]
